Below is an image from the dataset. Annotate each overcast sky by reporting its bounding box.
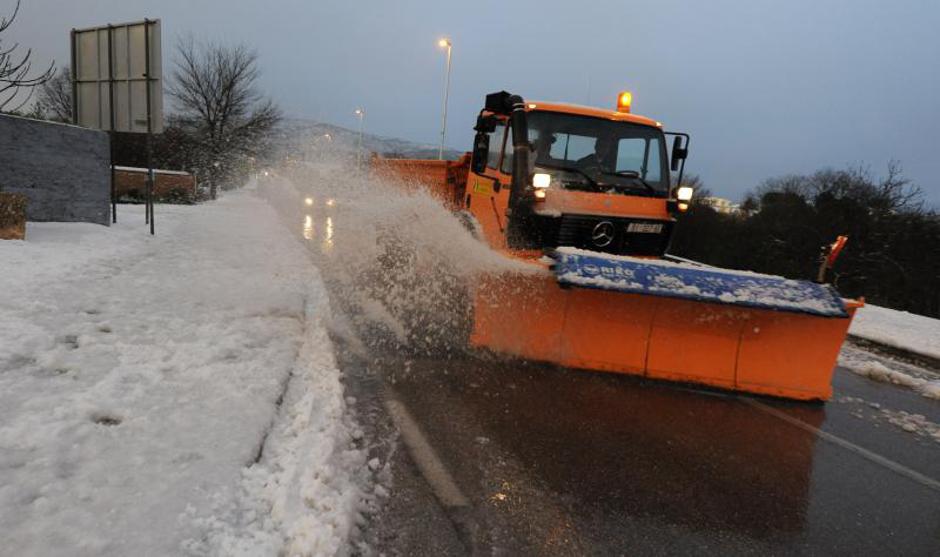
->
[5,0,939,203]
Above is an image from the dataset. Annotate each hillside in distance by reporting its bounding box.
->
[275,118,464,161]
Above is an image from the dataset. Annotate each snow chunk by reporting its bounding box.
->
[839,353,940,401]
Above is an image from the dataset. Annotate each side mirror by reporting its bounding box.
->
[670,135,688,172]
[471,132,489,174]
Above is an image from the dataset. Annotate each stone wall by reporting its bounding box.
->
[0,114,110,225]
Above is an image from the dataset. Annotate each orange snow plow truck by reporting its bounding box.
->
[373,91,862,401]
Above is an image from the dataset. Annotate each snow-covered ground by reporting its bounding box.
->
[840,304,940,401]
[0,191,372,556]
[849,304,940,361]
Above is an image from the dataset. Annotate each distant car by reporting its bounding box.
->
[302,196,338,209]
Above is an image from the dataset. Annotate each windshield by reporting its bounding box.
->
[527,110,669,196]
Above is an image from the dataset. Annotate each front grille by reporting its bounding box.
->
[548,214,672,256]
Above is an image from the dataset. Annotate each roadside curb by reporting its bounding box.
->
[847,334,940,373]
[382,390,489,555]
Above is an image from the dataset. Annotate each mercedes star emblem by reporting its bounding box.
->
[591,221,615,248]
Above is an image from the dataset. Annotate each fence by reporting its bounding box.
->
[114,166,197,203]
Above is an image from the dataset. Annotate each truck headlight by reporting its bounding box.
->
[533,173,551,189]
[677,186,694,201]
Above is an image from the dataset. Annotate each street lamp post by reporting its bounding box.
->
[437,38,453,160]
[354,108,365,169]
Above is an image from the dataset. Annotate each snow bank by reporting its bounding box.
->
[839,345,940,401]
[183,277,372,556]
[0,191,366,555]
[849,304,940,361]
[845,360,940,401]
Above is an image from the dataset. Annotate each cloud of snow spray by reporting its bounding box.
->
[261,151,535,359]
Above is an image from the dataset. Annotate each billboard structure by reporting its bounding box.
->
[72,19,162,133]
[71,19,162,233]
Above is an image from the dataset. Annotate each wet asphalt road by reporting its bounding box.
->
[265,178,940,555]
[343,347,940,556]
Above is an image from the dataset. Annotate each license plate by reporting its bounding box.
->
[626,222,663,234]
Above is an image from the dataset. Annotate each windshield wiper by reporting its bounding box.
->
[603,170,657,194]
[537,163,603,190]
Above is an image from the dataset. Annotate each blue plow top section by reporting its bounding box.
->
[551,250,849,318]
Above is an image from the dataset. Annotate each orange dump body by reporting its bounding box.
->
[371,155,469,211]
[471,259,860,401]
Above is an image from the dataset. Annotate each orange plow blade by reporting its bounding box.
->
[470,254,861,401]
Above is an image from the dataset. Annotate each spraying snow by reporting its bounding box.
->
[259,157,535,357]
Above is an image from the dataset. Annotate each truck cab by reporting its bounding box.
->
[465,92,690,257]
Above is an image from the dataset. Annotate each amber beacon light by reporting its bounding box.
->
[617,91,633,113]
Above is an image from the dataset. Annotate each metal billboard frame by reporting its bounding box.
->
[71,18,162,233]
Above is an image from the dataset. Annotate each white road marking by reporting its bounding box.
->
[672,380,940,492]
[745,398,940,493]
[384,396,470,508]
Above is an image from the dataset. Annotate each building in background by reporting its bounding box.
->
[700,196,741,215]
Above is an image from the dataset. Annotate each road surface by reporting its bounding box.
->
[339,344,940,556]
[268,176,940,555]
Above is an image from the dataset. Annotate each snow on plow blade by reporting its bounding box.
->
[470,249,862,401]
[552,248,849,318]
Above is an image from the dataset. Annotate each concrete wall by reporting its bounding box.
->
[0,114,110,225]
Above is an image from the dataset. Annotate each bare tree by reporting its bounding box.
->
[875,160,923,214]
[0,0,54,112]
[168,38,280,199]
[35,67,71,122]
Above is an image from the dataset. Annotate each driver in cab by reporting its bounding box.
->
[576,136,617,173]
